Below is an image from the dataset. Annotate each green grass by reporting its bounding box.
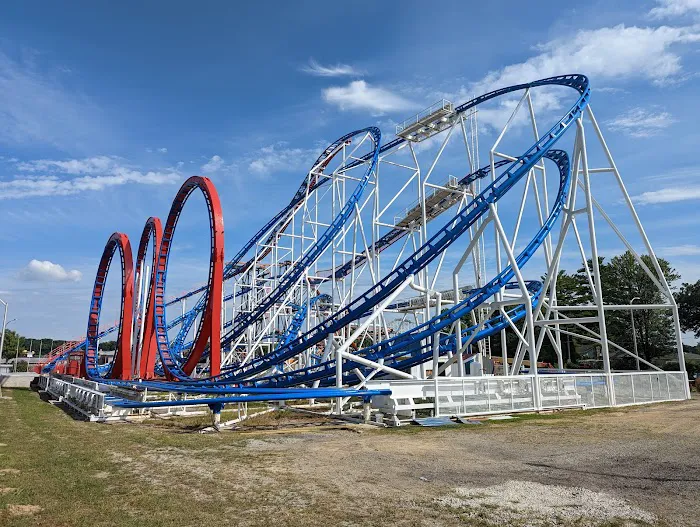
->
[0,390,471,526]
[0,389,277,526]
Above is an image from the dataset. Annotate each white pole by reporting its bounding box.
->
[576,118,614,405]
[630,297,640,370]
[0,299,7,363]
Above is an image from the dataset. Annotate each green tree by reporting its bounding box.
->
[675,280,700,338]
[1,330,23,360]
[597,252,679,365]
[538,252,679,368]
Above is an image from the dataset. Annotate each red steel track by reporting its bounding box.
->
[134,217,163,379]
[153,176,225,379]
[84,232,134,380]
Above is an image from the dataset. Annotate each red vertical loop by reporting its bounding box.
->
[84,232,134,380]
[153,176,224,378]
[135,217,162,379]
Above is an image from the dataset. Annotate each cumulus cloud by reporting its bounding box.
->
[632,185,700,204]
[435,23,700,131]
[17,155,115,174]
[200,155,224,173]
[323,80,416,114]
[472,25,700,94]
[606,108,676,137]
[157,147,168,153]
[19,260,82,282]
[0,156,181,199]
[301,58,363,77]
[248,142,318,176]
[649,0,700,19]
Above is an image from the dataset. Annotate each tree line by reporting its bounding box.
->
[3,250,700,375]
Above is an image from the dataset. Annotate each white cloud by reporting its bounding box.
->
[472,25,700,93]
[301,58,362,77]
[649,0,700,19]
[436,23,700,132]
[201,155,224,173]
[158,147,168,154]
[323,80,416,114]
[0,49,107,151]
[17,155,116,174]
[632,185,700,204]
[247,142,318,176]
[659,244,700,256]
[0,156,181,199]
[19,260,82,282]
[606,108,676,137]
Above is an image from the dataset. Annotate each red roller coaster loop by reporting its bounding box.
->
[84,232,134,380]
[153,176,224,379]
[135,217,162,379]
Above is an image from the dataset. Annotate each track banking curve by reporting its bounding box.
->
[210,74,589,385]
[255,149,570,388]
[218,127,382,350]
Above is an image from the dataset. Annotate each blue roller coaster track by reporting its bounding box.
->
[46,74,590,408]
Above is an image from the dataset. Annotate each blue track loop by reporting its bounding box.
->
[211,75,588,384]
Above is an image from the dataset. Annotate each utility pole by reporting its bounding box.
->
[630,297,641,371]
[0,299,5,399]
[0,298,7,364]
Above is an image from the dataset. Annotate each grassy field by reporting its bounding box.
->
[1,387,698,526]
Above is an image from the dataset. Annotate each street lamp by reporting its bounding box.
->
[630,297,641,371]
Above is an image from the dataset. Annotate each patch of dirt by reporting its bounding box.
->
[0,487,16,494]
[0,468,20,475]
[222,398,700,526]
[108,444,284,504]
[91,471,110,479]
[437,480,655,525]
[7,504,42,516]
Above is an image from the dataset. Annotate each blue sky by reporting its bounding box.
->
[1,0,700,341]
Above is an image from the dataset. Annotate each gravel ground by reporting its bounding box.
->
[234,395,700,526]
[437,480,656,525]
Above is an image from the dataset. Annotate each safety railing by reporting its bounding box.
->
[368,371,688,423]
[611,371,687,405]
[396,99,454,135]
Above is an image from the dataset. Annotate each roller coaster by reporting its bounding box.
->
[37,73,691,424]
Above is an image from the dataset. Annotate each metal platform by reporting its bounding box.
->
[395,176,462,229]
[396,99,455,142]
